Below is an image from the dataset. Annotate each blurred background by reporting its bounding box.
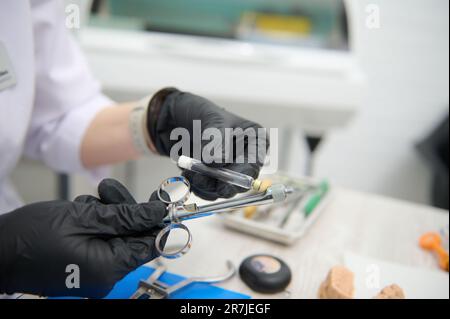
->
[12,0,449,209]
[89,0,349,49]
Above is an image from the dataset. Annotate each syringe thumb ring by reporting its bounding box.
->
[157,175,191,205]
[155,223,193,259]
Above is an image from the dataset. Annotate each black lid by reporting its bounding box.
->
[239,254,291,294]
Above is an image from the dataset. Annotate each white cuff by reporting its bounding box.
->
[129,95,154,156]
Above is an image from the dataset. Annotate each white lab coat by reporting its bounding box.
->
[0,0,112,215]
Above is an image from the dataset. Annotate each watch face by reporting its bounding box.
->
[250,256,281,274]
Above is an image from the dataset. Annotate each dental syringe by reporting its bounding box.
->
[177,156,263,191]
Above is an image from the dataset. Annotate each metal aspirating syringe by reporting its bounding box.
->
[154,157,295,258]
[177,156,263,191]
[163,183,294,223]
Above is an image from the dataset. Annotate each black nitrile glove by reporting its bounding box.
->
[146,88,269,200]
[0,179,167,298]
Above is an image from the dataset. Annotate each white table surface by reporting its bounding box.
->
[148,187,449,299]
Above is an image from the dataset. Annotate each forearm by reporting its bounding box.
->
[81,102,154,168]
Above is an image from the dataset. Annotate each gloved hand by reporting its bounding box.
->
[146,88,269,200]
[0,179,167,298]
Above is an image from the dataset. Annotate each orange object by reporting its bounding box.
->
[419,232,449,272]
[243,206,258,219]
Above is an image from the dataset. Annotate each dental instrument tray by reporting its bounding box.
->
[220,174,332,245]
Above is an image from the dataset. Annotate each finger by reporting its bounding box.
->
[149,189,171,203]
[230,121,268,167]
[214,164,256,198]
[76,201,167,236]
[199,127,229,168]
[189,184,219,201]
[182,170,217,193]
[98,178,137,204]
[74,194,101,204]
[198,163,260,199]
[183,164,259,200]
[216,182,239,198]
[214,162,258,198]
[245,122,269,167]
[108,229,163,270]
[182,171,219,200]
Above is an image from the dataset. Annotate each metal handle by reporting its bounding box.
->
[166,184,294,223]
[165,260,236,294]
